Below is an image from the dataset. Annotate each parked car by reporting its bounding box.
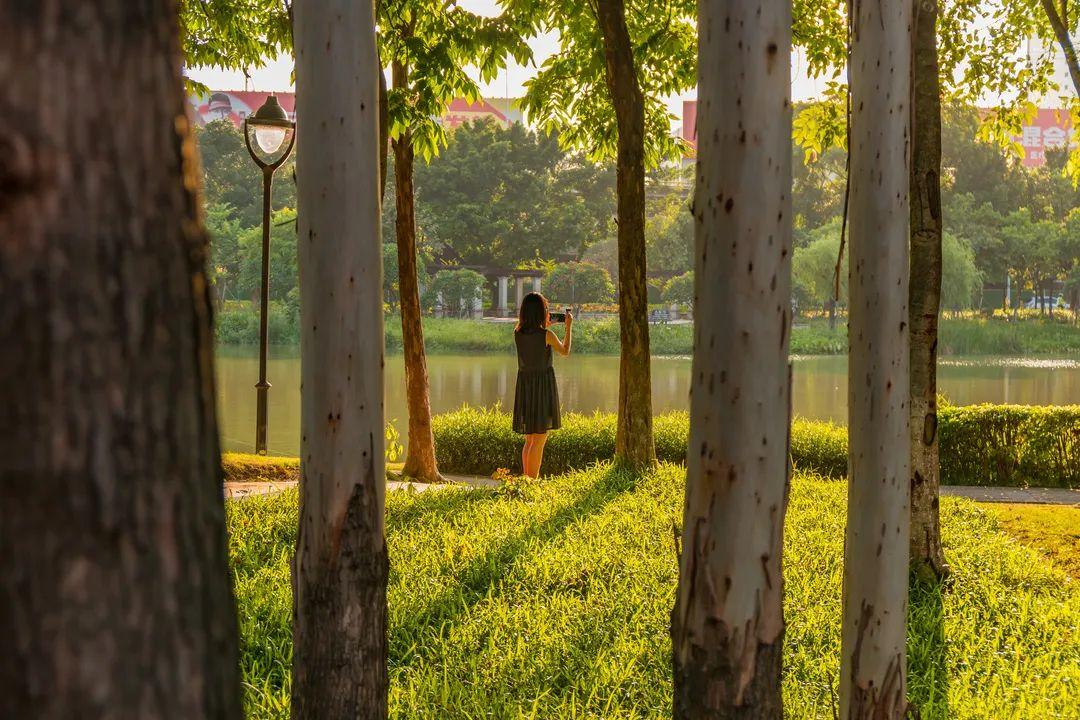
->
[1024,295,1069,310]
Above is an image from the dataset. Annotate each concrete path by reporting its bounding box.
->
[224,473,498,500]
[941,486,1080,506]
[225,477,1078,506]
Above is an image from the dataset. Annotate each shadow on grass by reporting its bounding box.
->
[907,575,949,719]
[386,483,500,530]
[389,466,640,670]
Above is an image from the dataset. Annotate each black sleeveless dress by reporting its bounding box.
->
[513,328,561,434]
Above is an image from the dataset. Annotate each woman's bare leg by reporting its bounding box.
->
[522,435,533,477]
[530,432,549,478]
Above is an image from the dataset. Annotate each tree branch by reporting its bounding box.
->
[1041,0,1080,96]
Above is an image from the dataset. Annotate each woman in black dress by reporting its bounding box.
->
[513,292,572,478]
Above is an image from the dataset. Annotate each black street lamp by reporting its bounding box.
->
[244,95,296,455]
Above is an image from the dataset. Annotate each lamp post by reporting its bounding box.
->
[244,95,296,455]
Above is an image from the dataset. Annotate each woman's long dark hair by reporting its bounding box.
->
[516,292,548,333]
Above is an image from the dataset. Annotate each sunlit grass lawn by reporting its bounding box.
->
[990,503,1080,579]
[228,466,1080,719]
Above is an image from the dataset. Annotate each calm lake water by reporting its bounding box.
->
[216,348,1080,456]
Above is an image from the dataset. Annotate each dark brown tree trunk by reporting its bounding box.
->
[909,0,949,582]
[596,0,656,469]
[0,3,242,718]
[292,0,389,715]
[672,1,793,716]
[393,60,444,483]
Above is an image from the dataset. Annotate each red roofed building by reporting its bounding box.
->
[189,91,516,132]
[440,97,510,129]
[681,99,1075,168]
[681,99,698,154]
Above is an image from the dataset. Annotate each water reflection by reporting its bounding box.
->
[215,347,1080,456]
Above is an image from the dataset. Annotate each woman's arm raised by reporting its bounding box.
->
[546,312,573,356]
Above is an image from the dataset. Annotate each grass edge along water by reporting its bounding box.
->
[216,313,1080,356]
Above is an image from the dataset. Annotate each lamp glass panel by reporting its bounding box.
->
[254,125,287,154]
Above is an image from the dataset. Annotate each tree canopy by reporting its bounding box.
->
[414,120,615,267]
[518,0,696,166]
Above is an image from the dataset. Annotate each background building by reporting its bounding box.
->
[680,98,1073,169]
[189,90,520,131]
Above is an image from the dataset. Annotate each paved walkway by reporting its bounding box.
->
[224,473,497,500]
[227,476,1078,505]
[941,486,1080,506]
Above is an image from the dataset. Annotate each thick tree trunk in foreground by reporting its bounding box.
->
[0,3,241,717]
[839,1,912,717]
[597,0,656,469]
[292,1,389,716]
[672,1,793,717]
[392,61,444,483]
[909,0,949,581]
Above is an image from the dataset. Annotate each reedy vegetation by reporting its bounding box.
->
[216,313,1080,356]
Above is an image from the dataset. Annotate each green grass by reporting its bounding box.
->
[219,310,1080,356]
[939,317,1080,355]
[228,465,1080,718]
[989,503,1080,579]
[389,316,1080,356]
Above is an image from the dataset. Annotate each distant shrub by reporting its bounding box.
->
[662,271,694,308]
[216,302,296,344]
[545,261,615,305]
[426,269,487,318]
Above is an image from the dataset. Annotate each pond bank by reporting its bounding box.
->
[217,314,1080,356]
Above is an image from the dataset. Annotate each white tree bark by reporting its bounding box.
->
[292,1,388,716]
[671,1,792,715]
[839,1,912,717]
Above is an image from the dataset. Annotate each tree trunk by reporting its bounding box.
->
[292,1,389,716]
[596,0,656,469]
[672,1,793,716]
[0,3,242,718]
[909,0,949,582]
[840,1,912,717]
[392,61,444,483]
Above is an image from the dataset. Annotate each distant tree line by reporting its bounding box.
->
[200,106,1080,322]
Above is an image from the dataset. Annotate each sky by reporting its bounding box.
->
[186,1,832,124]
[186,2,1080,120]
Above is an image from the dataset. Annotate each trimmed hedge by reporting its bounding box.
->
[220,404,1080,489]
[222,453,299,483]
[432,404,1080,488]
[938,405,1080,489]
[432,407,848,479]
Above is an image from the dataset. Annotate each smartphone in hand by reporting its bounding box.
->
[549,307,572,324]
